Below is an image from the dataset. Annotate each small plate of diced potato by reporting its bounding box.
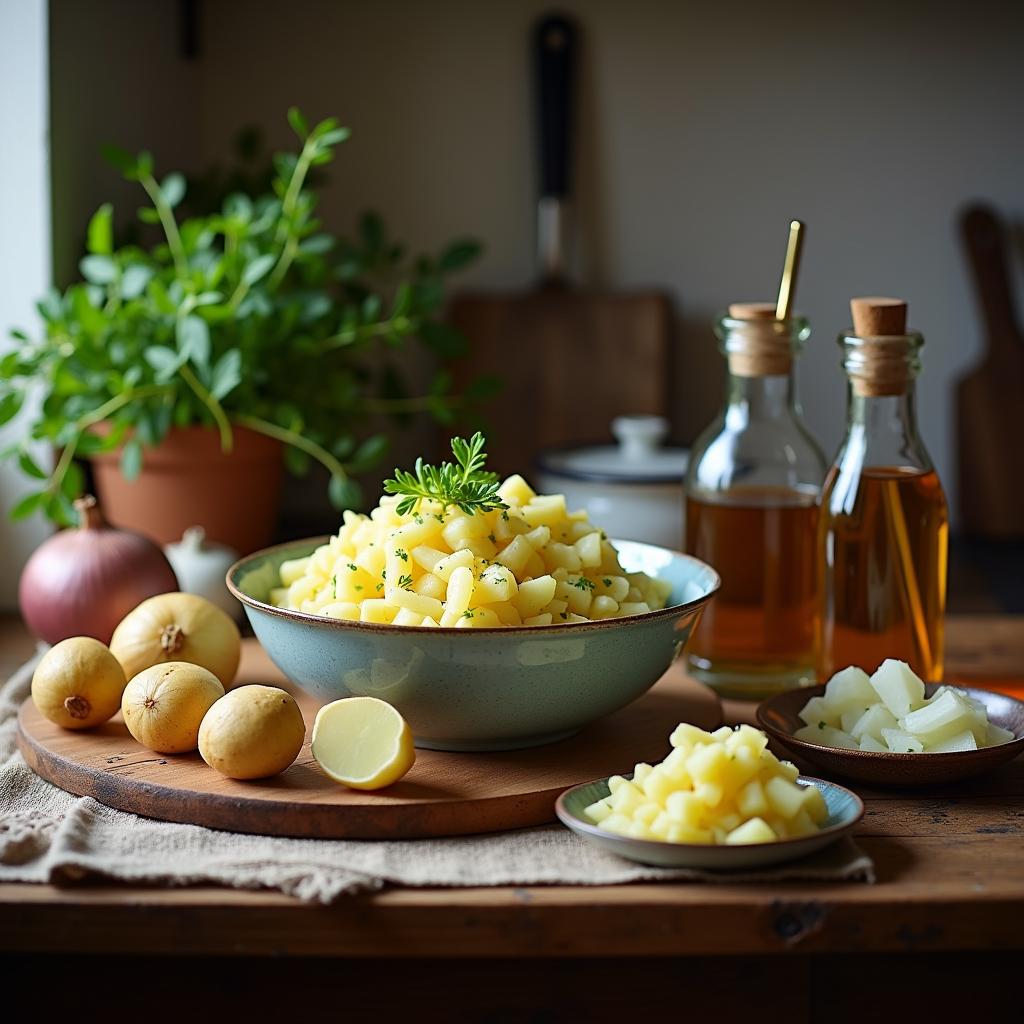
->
[757,660,1024,786]
[555,723,864,870]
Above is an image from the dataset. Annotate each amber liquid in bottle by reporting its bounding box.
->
[686,485,819,696]
[818,466,947,681]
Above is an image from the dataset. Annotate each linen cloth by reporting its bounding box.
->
[1,651,874,902]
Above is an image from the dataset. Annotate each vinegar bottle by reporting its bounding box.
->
[685,303,827,698]
[818,297,948,681]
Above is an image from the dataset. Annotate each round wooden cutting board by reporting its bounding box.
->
[17,641,720,840]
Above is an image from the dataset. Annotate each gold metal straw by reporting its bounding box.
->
[775,220,804,320]
[881,477,933,672]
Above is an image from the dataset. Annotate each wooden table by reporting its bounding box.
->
[4,614,1024,1019]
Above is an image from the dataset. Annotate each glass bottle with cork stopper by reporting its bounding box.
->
[817,297,948,681]
[685,222,826,698]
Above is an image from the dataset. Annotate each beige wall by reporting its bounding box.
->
[50,0,1024,525]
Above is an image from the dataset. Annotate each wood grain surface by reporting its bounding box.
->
[4,614,1024,959]
[15,641,719,840]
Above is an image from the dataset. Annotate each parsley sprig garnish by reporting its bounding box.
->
[384,432,509,517]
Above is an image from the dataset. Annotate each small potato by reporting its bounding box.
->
[199,685,306,779]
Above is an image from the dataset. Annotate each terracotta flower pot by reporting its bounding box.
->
[90,425,283,554]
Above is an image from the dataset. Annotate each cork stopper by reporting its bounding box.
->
[723,302,795,377]
[728,302,777,320]
[846,296,918,397]
[850,297,907,337]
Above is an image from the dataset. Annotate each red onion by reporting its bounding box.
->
[18,495,179,645]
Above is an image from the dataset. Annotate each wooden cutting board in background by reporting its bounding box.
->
[957,204,1024,538]
[450,15,671,478]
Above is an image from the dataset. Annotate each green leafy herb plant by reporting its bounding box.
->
[384,432,508,517]
[1,108,483,524]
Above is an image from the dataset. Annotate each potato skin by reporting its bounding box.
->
[199,685,305,779]
[31,637,126,730]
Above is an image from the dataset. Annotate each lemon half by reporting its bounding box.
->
[311,696,415,790]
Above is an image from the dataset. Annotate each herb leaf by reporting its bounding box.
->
[383,432,509,517]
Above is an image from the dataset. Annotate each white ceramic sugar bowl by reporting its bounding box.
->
[534,416,688,550]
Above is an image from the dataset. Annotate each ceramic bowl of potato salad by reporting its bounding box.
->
[228,434,720,751]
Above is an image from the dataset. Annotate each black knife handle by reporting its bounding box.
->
[533,14,577,200]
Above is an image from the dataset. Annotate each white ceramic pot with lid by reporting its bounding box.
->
[534,416,688,550]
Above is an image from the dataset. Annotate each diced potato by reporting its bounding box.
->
[618,601,651,616]
[859,734,888,752]
[584,798,613,823]
[986,723,1016,747]
[563,578,594,615]
[513,575,558,617]
[387,588,444,619]
[725,818,776,845]
[497,473,536,506]
[433,548,475,582]
[665,791,703,827]
[801,785,829,824]
[667,824,714,844]
[648,812,672,839]
[359,599,398,624]
[850,704,898,742]
[574,531,603,568]
[391,608,424,627]
[601,813,633,835]
[670,723,713,749]
[823,666,876,713]
[764,776,805,819]
[445,565,475,614]
[641,767,675,804]
[595,575,631,603]
[901,689,981,743]
[589,595,619,619]
[489,601,523,626]
[546,542,583,572]
[520,494,567,527]
[441,514,490,551]
[582,718,825,847]
[695,781,724,808]
[736,779,769,818]
[319,601,360,620]
[410,545,447,574]
[688,742,729,787]
[869,659,926,717]
[475,564,517,603]
[794,724,858,749]
[455,606,502,628]
[523,613,553,626]
[928,730,978,753]
[788,809,818,837]
[494,534,534,576]
[607,774,628,793]
[841,706,868,733]
[632,802,661,827]
[609,781,644,814]
[414,572,447,601]
[660,747,692,785]
[798,695,840,729]
[279,556,311,586]
[881,728,925,753]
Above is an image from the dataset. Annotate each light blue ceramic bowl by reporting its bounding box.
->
[227,538,719,752]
